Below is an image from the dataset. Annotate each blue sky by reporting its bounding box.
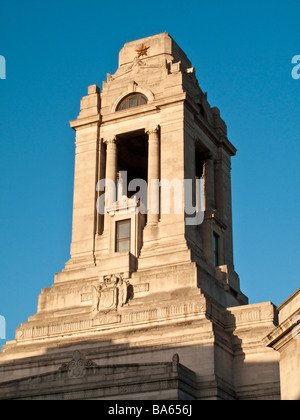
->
[0,0,299,346]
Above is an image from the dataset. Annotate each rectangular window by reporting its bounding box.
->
[213,233,219,267]
[115,220,131,253]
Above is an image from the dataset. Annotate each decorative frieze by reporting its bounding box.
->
[226,303,277,331]
[14,299,206,342]
[93,314,121,326]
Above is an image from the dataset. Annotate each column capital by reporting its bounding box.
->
[145,125,160,136]
[205,152,214,161]
[103,136,117,146]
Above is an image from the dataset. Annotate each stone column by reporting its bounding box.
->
[203,156,215,211]
[104,137,117,207]
[146,126,160,225]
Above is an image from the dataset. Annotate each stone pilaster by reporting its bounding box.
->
[67,85,101,267]
[214,148,234,268]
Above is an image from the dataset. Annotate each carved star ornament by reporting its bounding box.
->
[136,44,150,57]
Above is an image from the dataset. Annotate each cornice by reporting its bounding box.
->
[70,115,101,130]
[184,94,237,157]
[265,307,300,351]
[277,288,300,311]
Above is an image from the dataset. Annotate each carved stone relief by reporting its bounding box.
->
[93,273,131,313]
[59,351,98,379]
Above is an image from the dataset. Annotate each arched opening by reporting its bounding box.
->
[117,93,148,111]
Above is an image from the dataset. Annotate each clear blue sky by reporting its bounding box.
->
[0,0,299,346]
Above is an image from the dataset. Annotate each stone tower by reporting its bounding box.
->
[66,31,247,308]
[0,34,282,400]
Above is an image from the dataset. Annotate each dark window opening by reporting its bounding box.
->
[117,131,148,209]
[213,233,219,267]
[199,104,206,118]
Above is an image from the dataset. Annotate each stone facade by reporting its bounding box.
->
[0,33,298,400]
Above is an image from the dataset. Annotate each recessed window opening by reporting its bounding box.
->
[115,219,131,253]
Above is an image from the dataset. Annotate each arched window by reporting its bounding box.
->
[117,93,148,111]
